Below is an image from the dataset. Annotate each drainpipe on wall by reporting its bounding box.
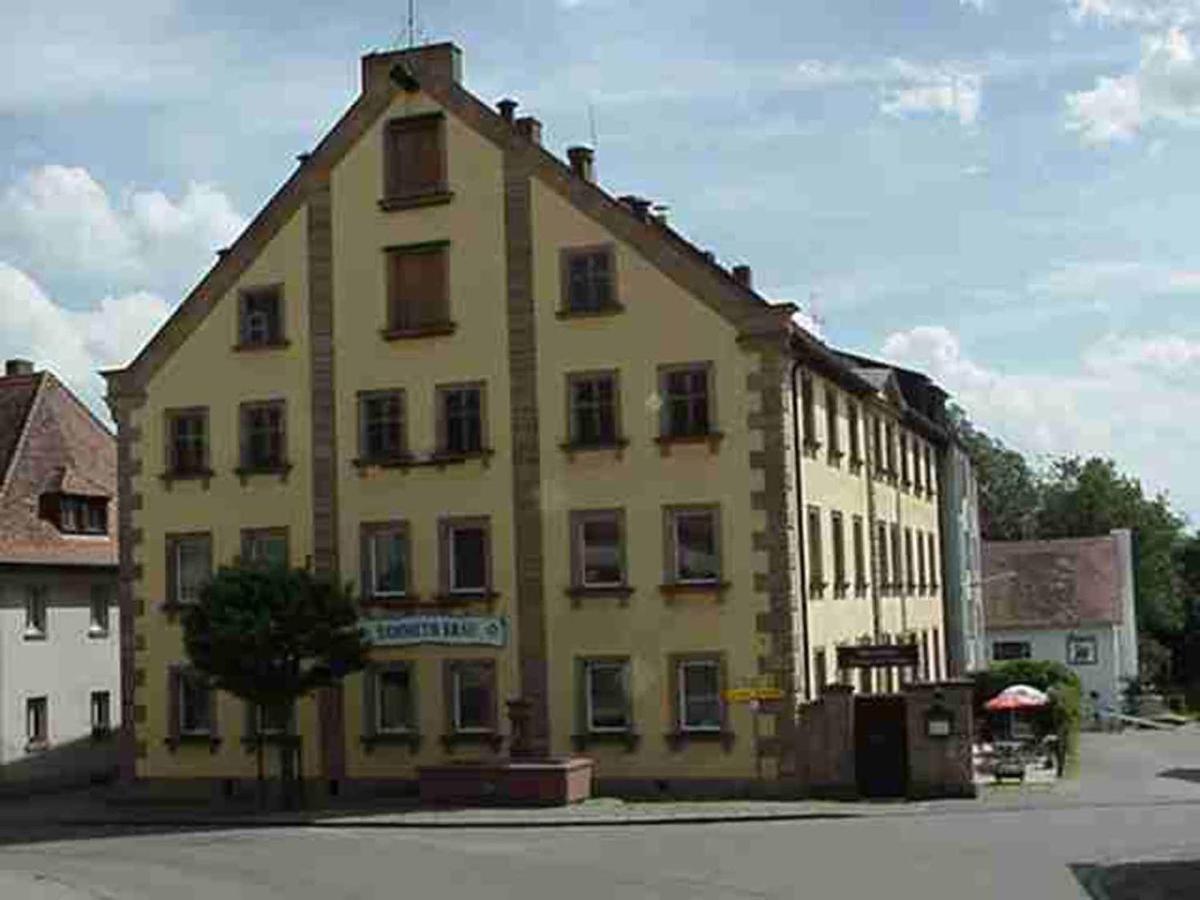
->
[865,413,881,643]
[789,360,812,702]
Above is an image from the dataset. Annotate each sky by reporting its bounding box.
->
[1,0,1198,521]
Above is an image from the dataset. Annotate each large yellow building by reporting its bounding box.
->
[104,43,951,795]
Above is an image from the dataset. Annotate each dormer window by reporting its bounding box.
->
[40,493,108,535]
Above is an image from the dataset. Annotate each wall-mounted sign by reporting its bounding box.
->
[836,643,920,669]
[363,616,508,648]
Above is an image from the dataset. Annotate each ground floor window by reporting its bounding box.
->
[376,665,416,733]
[26,696,47,748]
[448,661,495,733]
[1067,635,1098,665]
[583,659,631,733]
[677,657,723,732]
[90,690,111,735]
[179,673,213,736]
[993,641,1031,662]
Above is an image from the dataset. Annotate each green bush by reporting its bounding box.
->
[972,660,1082,756]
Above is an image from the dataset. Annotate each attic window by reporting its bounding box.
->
[381,113,450,209]
[238,286,285,348]
[43,494,108,535]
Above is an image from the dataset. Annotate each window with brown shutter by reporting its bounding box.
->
[381,114,449,209]
[383,242,453,338]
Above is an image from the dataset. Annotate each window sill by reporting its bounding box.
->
[808,581,828,600]
[22,628,46,642]
[87,626,110,639]
[440,731,504,753]
[654,432,724,455]
[360,595,422,611]
[24,740,48,754]
[165,734,222,754]
[571,730,640,752]
[567,584,634,607]
[234,463,293,485]
[240,733,300,750]
[832,582,850,599]
[665,729,735,753]
[432,590,501,607]
[378,189,454,212]
[555,304,626,320]
[380,323,458,341]
[361,732,422,753]
[826,450,845,467]
[854,583,869,598]
[90,727,114,743]
[560,439,629,461]
[801,440,822,459]
[659,581,730,603]
[159,469,215,491]
[232,340,290,353]
[352,449,494,473]
[849,458,865,473]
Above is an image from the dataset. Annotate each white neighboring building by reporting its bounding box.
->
[0,359,120,787]
[982,529,1138,713]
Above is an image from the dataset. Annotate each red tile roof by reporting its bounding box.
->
[0,369,116,568]
[983,534,1125,630]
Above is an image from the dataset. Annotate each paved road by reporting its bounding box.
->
[0,730,1197,899]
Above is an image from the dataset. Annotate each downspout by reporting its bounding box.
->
[789,360,812,702]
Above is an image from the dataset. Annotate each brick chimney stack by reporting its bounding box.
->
[566,146,595,183]
[732,265,753,289]
[4,359,34,377]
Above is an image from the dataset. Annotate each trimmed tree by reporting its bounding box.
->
[182,565,368,807]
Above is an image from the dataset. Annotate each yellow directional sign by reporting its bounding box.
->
[723,687,784,703]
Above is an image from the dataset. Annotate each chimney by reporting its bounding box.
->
[732,265,753,289]
[515,116,542,145]
[4,359,34,377]
[619,195,651,220]
[566,145,595,183]
[650,203,669,226]
[361,43,463,95]
[497,98,518,123]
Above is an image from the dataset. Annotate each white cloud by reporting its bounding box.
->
[0,165,244,288]
[1066,26,1200,142]
[881,325,1200,519]
[1066,0,1200,27]
[1028,259,1200,296]
[0,263,170,414]
[880,62,983,125]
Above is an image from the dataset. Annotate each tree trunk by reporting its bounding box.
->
[255,703,266,810]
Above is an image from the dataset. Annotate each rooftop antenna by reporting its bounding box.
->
[407,0,417,48]
[588,101,598,149]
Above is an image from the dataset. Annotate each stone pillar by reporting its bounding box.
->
[904,681,976,799]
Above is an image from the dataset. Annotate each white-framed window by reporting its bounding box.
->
[450,661,494,733]
[1067,635,1099,666]
[364,525,409,598]
[26,696,47,748]
[89,584,111,636]
[677,658,722,732]
[376,665,416,734]
[584,659,631,733]
[667,507,720,585]
[24,587,47,638]
[443,520,489,595]
[169,534,212,606]
[572,510,624,588]
[179,674,212,736]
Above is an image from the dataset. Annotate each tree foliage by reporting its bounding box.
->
[183,565,369,712]
[946,405,1041,541]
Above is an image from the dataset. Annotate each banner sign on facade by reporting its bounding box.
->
[363,616,508,648]
[836,643,920,669]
